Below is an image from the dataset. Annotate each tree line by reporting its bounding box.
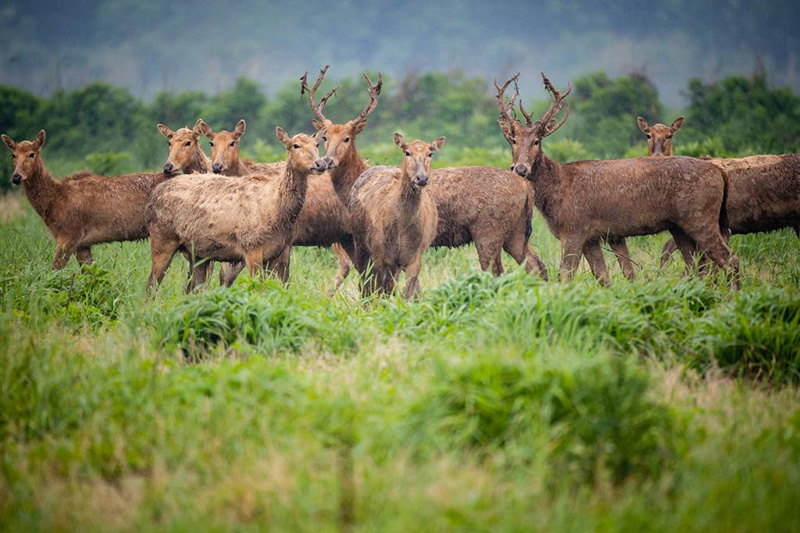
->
[1,70,798,191]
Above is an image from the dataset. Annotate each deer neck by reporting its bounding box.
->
[22,164,60,221]
[528,152,564,231]
[223,158,250,177]
[330,144,368,206]
[276,161,311,222]
[185,148,211,174]
[397,173,424,218]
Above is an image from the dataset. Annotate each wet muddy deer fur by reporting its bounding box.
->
[1,130,174,270]
[306,66,548,283]
[197,118,352,290]
[145,127,326,292]
[637,116,800,266]
[496,73,739,288]
[349,134,445,299]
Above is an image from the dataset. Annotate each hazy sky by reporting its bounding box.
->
[1,0,797,107]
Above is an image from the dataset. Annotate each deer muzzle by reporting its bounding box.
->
[212,163,224,174]
[513,163,529,178]
[321,156,335,170]
[313,159,327,173]
[413,173,429,187]
[163,162,175,175]
[11,173,22,185]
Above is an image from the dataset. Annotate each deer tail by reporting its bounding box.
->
[718,167,731,240]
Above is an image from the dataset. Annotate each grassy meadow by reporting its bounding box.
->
[0,185,799,531]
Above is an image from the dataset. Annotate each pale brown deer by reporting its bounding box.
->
[158,120,212,175]
[1,130,174,270]
[146,127,327,292]
[306,66,548,282]
[638,117,800,266]
[196,117,353,291]
[496,73,739,287]
[349,134,444,299]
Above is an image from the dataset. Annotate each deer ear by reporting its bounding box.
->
[1,134,16,151]
[498,120,514,142]
[637,117,651,134]
[276,127,291,147]
[393,132,406,151]
[158,124,174,139]
[430,136,446,152]
[234,119,246,139]
[670,116,685,132]
[311,119,325,132]
[352,119,368,135]
[195,119,213,139]
[34,130,46,149]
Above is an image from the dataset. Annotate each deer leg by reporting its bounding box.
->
[330,243,353,296]
[222,262,245,287]
[660,238,679,269]
[187,261,211,293]
[668,229,702,276]
[583,241,611,286]
[218,262,229,286]
[147,236,180,293]
[243,249,265,279]
[53,238,76,270]
[403,254,424,300]
[75,247,93,268]
[475,238,503,276]
[685,227,740,290]
[268,246,292,284]
[606,236,635,281]
[559,237,584,282]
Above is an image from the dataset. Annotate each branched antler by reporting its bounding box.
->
[300,65,338,122]
[494,73,520,123]
[353,72,383,123]
[537,72,572,136]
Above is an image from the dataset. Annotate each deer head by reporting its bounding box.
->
[158,119,205,175]
[275,127,327,175]
[2,130,46,185]
[301,65,382,171]
[637,116,684,156]
[394,133,446,188]
[197,119,246,174]
[495,72,572,178]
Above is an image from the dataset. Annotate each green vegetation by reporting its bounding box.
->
[1,184,799,529]
[2,69,799,189]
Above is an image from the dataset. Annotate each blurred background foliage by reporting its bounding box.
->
[0,68,798,190]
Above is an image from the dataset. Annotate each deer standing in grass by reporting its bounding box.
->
[1,129,176,270]
[496,73,739,287]
[305,66,548,284]
[196,118,353,290]
[145,127,326,292]
[637,116,800,267]
[349,134,445,298]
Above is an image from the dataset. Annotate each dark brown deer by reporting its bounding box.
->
[197,117,353,291]
[305,66,548,281]
[349,134,444,298]
[638,117,800,266]
[1,130,174,269]
[158,120,212,175]
[146,128,327,292]
[496,73,739,287]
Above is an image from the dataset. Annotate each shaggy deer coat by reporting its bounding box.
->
[349,135,443,298]
[145,128,325,291]
[2,130,172,269]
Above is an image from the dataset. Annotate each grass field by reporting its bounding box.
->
[1,190,800,532]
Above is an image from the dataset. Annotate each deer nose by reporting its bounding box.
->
[313,159,327,173]
[163,162,174,175]
[414,173,428,187]
[11,173,22,185]
[212,163,223,173]
[513,164,529,177]
[322,156,335,170]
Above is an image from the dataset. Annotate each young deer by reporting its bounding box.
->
[197,118,352,291]
[349,134,445,299]
[638,117,800,266]
[158,120,212,175]
[1,130,173,269]
[305,66,548,282]
[497,73,739,287]
[145,128,326,292]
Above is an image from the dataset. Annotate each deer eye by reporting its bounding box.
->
[646,134,652,139]
[666,134,673,139]
[533,140,539,146]
[209,141,214,147]
[405,151,411,157]
[229,141,236,147]
[184,141,192,147]
[293,144,300,149]
[168,141,172,146]
[28,152,35,158]
[510,139,516,145]
[322,136,327,142]
[344,137,350,143]
[427,153,433,158]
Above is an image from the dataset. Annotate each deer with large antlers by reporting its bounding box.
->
[496,73,739,287]
[637,116,800,267]
[303,66,548,283]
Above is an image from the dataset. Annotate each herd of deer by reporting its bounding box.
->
[2,67,799,298]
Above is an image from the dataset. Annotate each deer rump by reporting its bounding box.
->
[147,173,301,262]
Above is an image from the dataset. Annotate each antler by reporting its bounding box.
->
[300,65,338,122]
[494,73,520,123]
[352,72,383,123]
[537,72,572,136]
